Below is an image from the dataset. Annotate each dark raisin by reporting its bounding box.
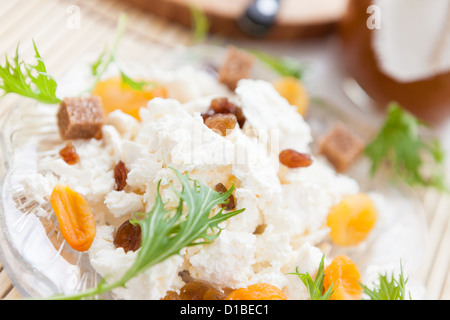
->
[215,183,236,211]
[114,161,128,191]
[113,220,142,253]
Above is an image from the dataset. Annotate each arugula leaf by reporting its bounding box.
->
[360,263,411,300]
[91,46,106,77]
[365,103,448,191]
[88,13,155,93]
[120,71,156,91]
[289,255,333,300]
[0,40,60,104]
[87,13,128,92]
[249,49,305,80]
[47,169,244,300]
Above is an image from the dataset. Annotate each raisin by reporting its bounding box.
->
[113,220,142,253]
[204,114,237,136]
[210,97,237,114]
[180,282,211,300]
[161,291,182,300]
[59,142,80,165]
[215,183,236,211]
[209,97,246,128]
[234,106,246,129]
[279,149,313,168]
[203,288,226,300]
[201,108,215,122]
[179,281,225,300]
[114,161,128,191]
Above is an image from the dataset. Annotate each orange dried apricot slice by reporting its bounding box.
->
[324,255,362,300]
[226,283,287,300]
[92,77,167,120]
[327,193,378,246]
[50,185,96,252]
[273,76,309,116]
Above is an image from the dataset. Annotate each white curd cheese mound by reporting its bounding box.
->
[236,79,312,153]
[24,63,371,300]
[104,191,144,218]
[187,230,257,289]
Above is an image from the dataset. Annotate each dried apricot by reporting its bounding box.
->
[273,76,309,116]
[50,185,96,252]
[327,193,377,246]
[226,283,287,300]
[92,77,167,120]
[323,255,362,300]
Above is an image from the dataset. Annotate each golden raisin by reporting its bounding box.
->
[203,97,246,128]
[215,183,236,211]
[180,282,211,300]
[59,142,80,165]
[114,161,128,191]
[179,281,225,300]
[279,149,313,168]
[205,114,237,136]
[113,220,142,253]
[203,288,226,300]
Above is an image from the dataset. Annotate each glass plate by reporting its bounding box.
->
[0,44,428,299]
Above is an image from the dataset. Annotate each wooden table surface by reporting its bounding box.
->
[0,0,449,300]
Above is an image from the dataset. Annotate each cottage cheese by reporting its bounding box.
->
[21,64,368,300]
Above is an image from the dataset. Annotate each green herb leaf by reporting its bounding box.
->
[88,13,155,93]
[360,262,411,300]
[86,13,128,92]
[289,255,333,300]
[249,49,305,79]
[120,71,156,91]
[47,168,244,300]
[91,46,106,77]
[0,40,60,104]
[365,103,448,191]
[189,5,210,43]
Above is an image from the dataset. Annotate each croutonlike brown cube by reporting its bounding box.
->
[57,96,105,140]
[218,46,255,91]
[319,123,365,173]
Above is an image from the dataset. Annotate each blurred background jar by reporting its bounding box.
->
[339,0,450,125]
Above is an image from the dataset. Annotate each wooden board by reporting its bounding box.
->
[122,0,350,40]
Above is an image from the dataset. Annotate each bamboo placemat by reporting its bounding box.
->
[0,0,449,300]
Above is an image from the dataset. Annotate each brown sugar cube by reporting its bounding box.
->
[218,46,255,91]
[57,96,105,140]
[319,123,365,173]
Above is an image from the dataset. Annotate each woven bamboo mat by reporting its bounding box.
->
[0,0,449,300]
